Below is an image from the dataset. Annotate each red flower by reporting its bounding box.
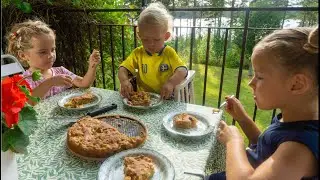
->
[1,75,32,128]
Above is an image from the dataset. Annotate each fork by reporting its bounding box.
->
[213,95,235,113]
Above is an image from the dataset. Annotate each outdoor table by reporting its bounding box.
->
[17,87,226,180]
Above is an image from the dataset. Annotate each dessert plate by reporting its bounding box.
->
[66,114,148,161]
[123,92,163,109]
[162,111,214,139]
[58,92,102,110]
[98,148,175,180]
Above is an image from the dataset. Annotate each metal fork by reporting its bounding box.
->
[213,95,235,114]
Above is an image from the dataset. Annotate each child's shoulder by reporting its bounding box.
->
[132,46,145,54]
[162,45,177,55]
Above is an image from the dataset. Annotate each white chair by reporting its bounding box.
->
[174,70,196,103]
[1,54,25,78]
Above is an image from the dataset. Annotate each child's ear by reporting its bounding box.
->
[164,32,171,41]
[289,73,312,95]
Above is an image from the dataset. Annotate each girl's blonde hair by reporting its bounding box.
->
[137,2,173,40]
[254,26,318,85]
[6,19,55,67]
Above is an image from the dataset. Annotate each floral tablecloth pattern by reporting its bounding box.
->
[17,88,225,180]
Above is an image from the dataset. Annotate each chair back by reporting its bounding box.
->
[174,70,196,103]
[1,54,25,78]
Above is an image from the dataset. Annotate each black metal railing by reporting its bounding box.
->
[52,7,318,124]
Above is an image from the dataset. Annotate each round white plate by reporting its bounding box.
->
[98,148,175,180]
[123,92,163,109]
[162,111,214,138]
[58,92,102,110]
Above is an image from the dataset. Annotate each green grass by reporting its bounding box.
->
[190,63,274,145]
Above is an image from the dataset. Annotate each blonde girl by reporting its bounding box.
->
[6,19,101,103]
[208,27,318,180]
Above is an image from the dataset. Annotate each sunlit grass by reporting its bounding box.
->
[191,63,273,145]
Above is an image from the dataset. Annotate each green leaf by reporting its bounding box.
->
[18,106,38,135]
[72,0,80,6]
[3,126,29,154]
[46,0,53,5]
[1,131,11,152]
[27,95,41,103]
[31,70,42,81]
[13,0,23,9]
[19,85,31,96]
[21,2,32,13]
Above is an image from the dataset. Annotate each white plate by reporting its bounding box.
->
[58,92,102,110]
[98,148,175,180]
[162,111,214,138]
[123,92,163,109]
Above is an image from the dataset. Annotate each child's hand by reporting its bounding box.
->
[160,81,174,100]
[225,96,249,123]
[49,75,73,87]
[120,80,133,98]
[88,49,101,68]
[217,120,243,146]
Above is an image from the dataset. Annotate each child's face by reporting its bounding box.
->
[138,24,170,54]
[20,34,56,71]
[248,48,292,110]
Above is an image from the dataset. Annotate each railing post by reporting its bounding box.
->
[233,8,250,125]
[98,25,106,89]
[189,26,195,70]
[217,29,229,108]
[109,26,116,91]
[141,0,147,8]
[86,12,96,87]
[202,28,211,106]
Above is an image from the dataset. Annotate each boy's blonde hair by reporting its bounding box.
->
[6,19,55,67]
[138,2,173,40]
[254,26,318,85]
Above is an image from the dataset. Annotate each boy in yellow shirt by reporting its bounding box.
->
[118,2,188,100]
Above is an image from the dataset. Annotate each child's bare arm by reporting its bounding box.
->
[225,96,261,144]
[168,68,188,86]
[28,75,73,105]
[72,50,100,88]
[118,67,133,98]
[161,68,187,99]
[226,141,317,179]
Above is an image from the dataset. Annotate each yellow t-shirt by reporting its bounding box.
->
[120,45,187,94]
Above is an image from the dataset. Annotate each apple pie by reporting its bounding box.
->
[173,113,198,129]
[124,155,155,180]
[67,117,144,158]
[128,91,151,106]
[64,92,96,108]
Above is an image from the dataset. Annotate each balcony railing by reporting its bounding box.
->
[2,6,318,125]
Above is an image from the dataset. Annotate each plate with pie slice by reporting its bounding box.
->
[58,91,102,110]
[123,91,163,109]
[162,111,214,139]
[98,148,175,180]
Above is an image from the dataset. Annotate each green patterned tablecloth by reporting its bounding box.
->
[17,87,226,180]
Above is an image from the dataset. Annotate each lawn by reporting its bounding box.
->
[190,63,275,145]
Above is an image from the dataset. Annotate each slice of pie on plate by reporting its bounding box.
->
[128,91,151,106]
[64,92,96,108]
[124,155,155,180]
[173,113,198,129]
